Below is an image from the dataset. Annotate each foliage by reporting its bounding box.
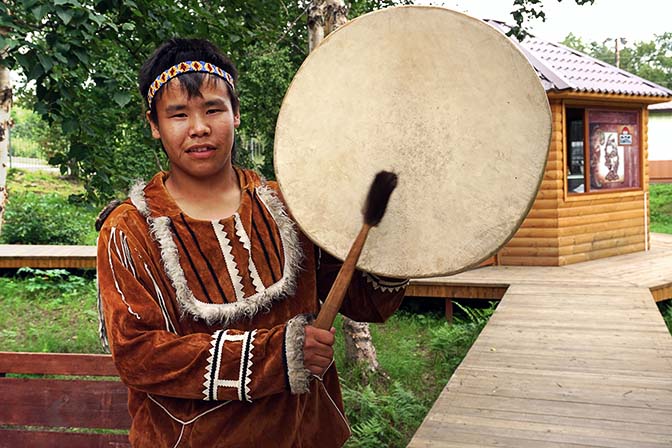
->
[0,269,100,353]
[659,300,672,333]
[2,169,98,245]
[1,191,95,244]
[562,32,672,89]
[508,0,594,41]
[9,106,50,158]
[342,381,426,448]
[650,184,672,234]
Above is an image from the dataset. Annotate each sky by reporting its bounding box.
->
[414,0,670,44]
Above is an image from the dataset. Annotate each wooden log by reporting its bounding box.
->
[500,246,560,257]
[528,199,560,210]
[518,217,559,229]
[559,209,643,228]
[558,234,646,256]
[539,179,563,191]
[513,227,560,238]
[503,237,559,248]
[562,193,644,208]
[557,225,645,247]
[524,208,559,220]
[559,242,646,265]
[558,200,643,218]
[498,255,560,266]
[557,217,643,237]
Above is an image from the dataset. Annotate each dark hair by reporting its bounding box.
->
[139,38,239,124]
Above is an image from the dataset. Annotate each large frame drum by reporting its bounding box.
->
[274,6,551,278]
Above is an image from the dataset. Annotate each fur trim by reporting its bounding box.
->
[284,314,313,394]
[129,180,150,217]
[132,180,304,326]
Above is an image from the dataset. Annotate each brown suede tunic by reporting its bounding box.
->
[97,168,407,447]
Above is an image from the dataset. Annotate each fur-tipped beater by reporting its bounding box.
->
[363,171,398,227]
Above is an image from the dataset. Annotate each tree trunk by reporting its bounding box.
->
[0,51,12,235]
[308,0,382,375]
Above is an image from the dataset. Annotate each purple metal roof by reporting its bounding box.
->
[485,19,672,98]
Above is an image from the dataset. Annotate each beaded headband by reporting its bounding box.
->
[146,60,235,109]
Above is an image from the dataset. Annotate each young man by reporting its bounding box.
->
[97,38,407,447]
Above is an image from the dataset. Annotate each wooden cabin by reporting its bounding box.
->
[483,22,672,266]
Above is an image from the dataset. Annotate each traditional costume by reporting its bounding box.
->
[97,167,407,447]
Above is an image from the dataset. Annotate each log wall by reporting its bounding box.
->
[498,99,649,266]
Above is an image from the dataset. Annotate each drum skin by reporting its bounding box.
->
[274,6,551,278]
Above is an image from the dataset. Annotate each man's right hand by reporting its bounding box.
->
[303,325,336,376]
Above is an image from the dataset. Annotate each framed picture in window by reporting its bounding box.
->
[587,110,640,191]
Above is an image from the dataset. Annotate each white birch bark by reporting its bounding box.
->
[308,0,382,373]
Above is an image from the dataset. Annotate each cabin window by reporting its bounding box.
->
[565,107,641,194]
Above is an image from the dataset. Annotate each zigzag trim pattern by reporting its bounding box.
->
[362,271,409,293]
[233,213,265,294]
[202,330,255,402]
[211,220,246,302]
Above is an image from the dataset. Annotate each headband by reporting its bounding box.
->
[146,60,235,109]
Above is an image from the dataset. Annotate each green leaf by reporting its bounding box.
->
[121,22,135,31]
[72,48,89,64]
[37,53,53,72]
[56,8,75,25]
[113,91,132,107]
[62,118,79,134]
[31,4,49,21]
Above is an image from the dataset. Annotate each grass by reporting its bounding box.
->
[0,269,102,353]
[650,183,672,234]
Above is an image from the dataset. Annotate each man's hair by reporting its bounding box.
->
[139,38,239,124]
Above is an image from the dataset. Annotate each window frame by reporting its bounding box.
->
[563,102,645,201]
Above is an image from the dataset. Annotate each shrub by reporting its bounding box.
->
[2,192,94,245]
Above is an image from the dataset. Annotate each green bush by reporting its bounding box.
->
[2,192,94,245]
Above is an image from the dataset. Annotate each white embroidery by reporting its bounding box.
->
[203,330,255,402]
[147,393,230,448]
[132,180,303,326]
[108,227,141,320]
[363,272,409,293]
[234,213,265,294]
[211,220,245,302]
[143,262,176,334]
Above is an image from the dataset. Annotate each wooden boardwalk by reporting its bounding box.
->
[408,234,672,447]
[0,244,96,269]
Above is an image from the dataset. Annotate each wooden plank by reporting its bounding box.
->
[0,352,118,376]
[0,244,97,269]
[0,378,130,429]
[0,430,130,448]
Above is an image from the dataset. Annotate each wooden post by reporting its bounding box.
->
[445,299,453,323]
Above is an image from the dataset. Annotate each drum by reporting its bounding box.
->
[274,6,551,278]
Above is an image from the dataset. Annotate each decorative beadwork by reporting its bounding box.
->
[147,60,235,108]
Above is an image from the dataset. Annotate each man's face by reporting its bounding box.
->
[148,76,240,180]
